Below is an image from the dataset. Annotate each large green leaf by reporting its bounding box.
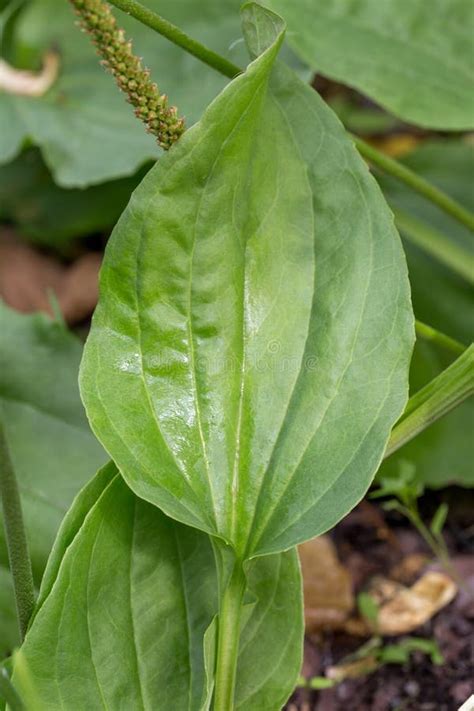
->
[13,464,303,710]
[377,140,474,488]
[80,4,413,559]
[0,303,106,655]
[267,0,474,130]
[0,0,307,187]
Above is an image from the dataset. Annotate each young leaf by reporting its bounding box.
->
[80,3,413,559]
[357,591,379,630]
[0,303,106,655]
[386,345,474,457]
[430,502,449,538]
[267,0,474,130]
[13,466,303,710]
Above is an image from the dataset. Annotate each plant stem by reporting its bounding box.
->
[394,209,474,284]
[0,421,35,641]
[385,344,474,457]
[415,320,466,356]
[0,668,24,711]
[352,136,474,232]
[213,560,246,711]
[107,0,241,79]
[70,0,184,148]
[387,501,461,585]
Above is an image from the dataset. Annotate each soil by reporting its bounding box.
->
[285,488,474,711]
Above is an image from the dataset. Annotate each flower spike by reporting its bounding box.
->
[69,0,184,149]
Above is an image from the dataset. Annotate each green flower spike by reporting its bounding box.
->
[69,0,184,149]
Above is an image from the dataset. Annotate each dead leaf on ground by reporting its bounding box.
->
[326,655,379,682]
[0,228,101,324]
[373,572,457,635]
[390,553,428,585]
[344,570,457,637]
[0,229,64,314]
[57,253,102,324]
[299,536,354,633]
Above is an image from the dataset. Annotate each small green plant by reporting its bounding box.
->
[298,594,443,690]
[0,1,473,710]
[299,635,443,689]
[372,465,453,574]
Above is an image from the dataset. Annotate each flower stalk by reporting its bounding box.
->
[0,420,35,641]
[69,0,184,149]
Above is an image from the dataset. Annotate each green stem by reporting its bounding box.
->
[385,344,474,457]
[353,136,474,232]
[0,421,35,641]
[395,209,474,284]
[415,320,466,356]
[389,502,461,585]
[0,668,24,711]
[213,561,246,711]
[107,0,241,79]
[109,0,474,234]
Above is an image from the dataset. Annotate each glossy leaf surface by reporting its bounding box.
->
[81,5,413,558]
[13,464,303,710]
[0,304,106,655]
[268,0,474,130]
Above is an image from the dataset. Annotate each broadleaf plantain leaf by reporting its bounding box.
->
[80,5,413,559]
[267,0,474,130]
[13,464,303,710]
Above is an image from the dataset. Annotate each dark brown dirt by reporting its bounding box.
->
[285,488,474,711]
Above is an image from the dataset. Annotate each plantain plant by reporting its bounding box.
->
[1,1,473,710]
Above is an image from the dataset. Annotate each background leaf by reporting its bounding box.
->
[14,466,303,710]
[0,149,150,248]
[80,6,413,559]
[377,140,474,488]
[0,0,307,187]
[0,303,106,656]
[267,0,474,130]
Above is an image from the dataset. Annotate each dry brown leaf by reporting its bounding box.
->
[326,655,379,682]
[390,553,428,584]
[374,571,457,635]
[0,229,63,315]
[299,536,354,633]
[0,229,101,325]
[57,253,102,324]
[369,133,420,158]
[343,569,457,637]
[0,52,59,97]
